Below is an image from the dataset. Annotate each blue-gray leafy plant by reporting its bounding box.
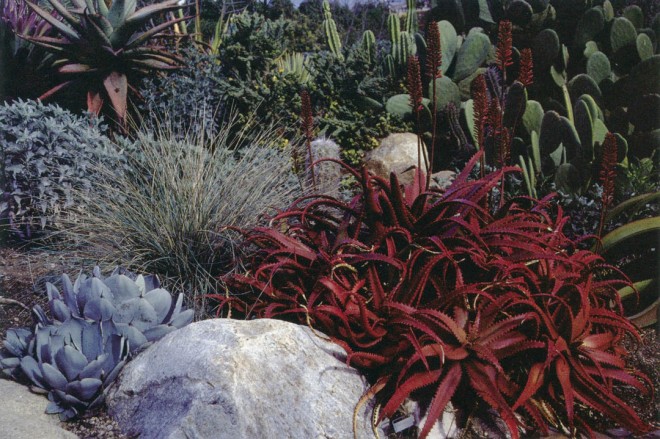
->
[0,99,124,241]
[0,267,194,420]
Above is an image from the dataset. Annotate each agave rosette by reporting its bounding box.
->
[22,0,187,121]
[0,267,193,420]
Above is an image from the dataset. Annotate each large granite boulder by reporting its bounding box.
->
[365,133,426,185]
[106,319,375,439]
[0,378,78,439]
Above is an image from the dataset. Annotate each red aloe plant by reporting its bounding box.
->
[209,153,653,438]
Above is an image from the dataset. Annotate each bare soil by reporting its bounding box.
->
[0,246,658,438]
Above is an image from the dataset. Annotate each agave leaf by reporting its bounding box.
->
[61,274,79,317]
[111,0,182,46]
[4,328,32,357]
[53,388,86,411]
[45,400,65,414]
[618,279,654,301]
[102,359,126,388]
[20,356,46,388]
[55,345,89,381]
[164,293,184,322]
[78,353,107,380]
[142,325,175,342]
[46,283,62,301]
[50,299,72,322]
[43,0,82,30]
[58,406,79,421]
[83,297,115,321]
[114,324,148,350]
[56,319,84,350]
[596,217,660,255]
[66,378,103,401]
[144,288,173,322]
[107,0,137,29]
[123,15,188,50]
[102,72,128,121]
[104,274,140,301]
[82,12,115,47]
[605,192,660,224]
[170,309,194,328]
[25,1,80,42]
[80,322,103,362]
[40,362,68,391]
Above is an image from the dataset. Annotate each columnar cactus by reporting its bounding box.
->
[322,0,343,61]
[361,30,376,63]
[405,0,418,33]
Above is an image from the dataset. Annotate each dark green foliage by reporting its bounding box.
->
[138,47,225,138]
[0,267,193,420]
[0,99,124,241]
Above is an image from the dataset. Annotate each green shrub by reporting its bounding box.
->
[138,47,225,139]
[56,116,304,315]
[0,99,124,241]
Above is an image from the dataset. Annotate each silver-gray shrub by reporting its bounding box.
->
[57,117,304,315]
[0,99,125,241]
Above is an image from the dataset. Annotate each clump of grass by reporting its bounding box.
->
[56,115,304,317]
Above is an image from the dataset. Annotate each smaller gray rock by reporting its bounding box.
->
[0,378,78,439]
[365,133,428,185]
[106,319,376,439]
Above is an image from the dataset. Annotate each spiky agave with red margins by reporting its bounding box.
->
[22,0,186,124]
[209,152,653,438]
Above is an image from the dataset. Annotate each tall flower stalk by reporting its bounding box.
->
[597,132,618,241]
[425,20,442,188]
[300,89,316,189]
[407,55,427,187]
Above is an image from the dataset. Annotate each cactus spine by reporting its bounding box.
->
[361,30,376,64]
[405,0,418,34]
[322,0,344,61]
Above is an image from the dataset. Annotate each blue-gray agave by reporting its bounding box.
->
[0,267,193,420]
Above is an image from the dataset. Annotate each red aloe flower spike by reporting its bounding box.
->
[425,21,442,80]
[518,48,534,87]
[407,55,424,113]
[471,74,488,175]
[300,89,316,188]
[425,21,443,188]
[496,20,513,82]
[597,132,618,239]
[498,127,511,168]
[407,55,429,185]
